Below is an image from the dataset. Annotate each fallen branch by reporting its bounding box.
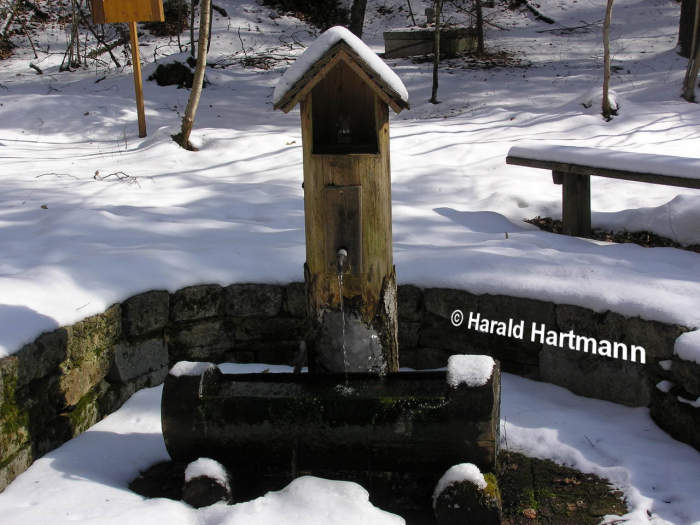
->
[29,62,42,74]
[519,0,555,24]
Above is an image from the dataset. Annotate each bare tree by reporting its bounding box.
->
[682,0,700,102]
[430,0,442,104]
[174,0,210,150]
[602,0,616,119]
[349,0,367,37]
[474,0,484,54]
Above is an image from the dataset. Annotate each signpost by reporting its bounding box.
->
[90,0,165,137]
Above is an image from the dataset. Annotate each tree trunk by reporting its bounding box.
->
[679,0,698,58]
[602,0,615,119]
[475,0,484,54]
[175,0,210,150]
[189,0,195,57]
[349,0,367,38]
[430,0,442,104]
[682,0,700,101]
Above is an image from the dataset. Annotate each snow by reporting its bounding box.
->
[170,361,305,376]
[659,360,672,371]
[508,143,700,182]
[184,458,230,490]
[674,331,700,365]
[0,0,698,361]
[656,380,674,393]
[2,369,699,524]
[677,396,700,409]
[0,0,700,521]
[169,361,217,377]
[272,25,409,107]
[432,463,487,509]
[446,354,495,388]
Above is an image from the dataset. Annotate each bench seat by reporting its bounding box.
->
[506,144,700,236]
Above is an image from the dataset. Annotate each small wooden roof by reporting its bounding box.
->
[273,27,410,115]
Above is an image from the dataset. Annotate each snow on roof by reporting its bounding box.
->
[184,458,230,491]
[273,26,409,111]
[432,463,487,508]
[508,143,700,182]
[446,354,495,388]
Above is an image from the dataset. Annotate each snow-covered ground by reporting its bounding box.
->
[1,0,699,522]
[0,0,698,357]
[0,365,698,525]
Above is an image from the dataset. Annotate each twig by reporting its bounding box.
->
[406,0,416,25]
[79,10,122,67]
[583,434,595,448]
[29,62,42,74]
[237,26,247,57]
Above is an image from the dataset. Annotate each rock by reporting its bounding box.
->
[224,284,283,317]
[284,282,307,318]
[650,385,700,452]
[398,285,423,322]
[67,305,121,364]
[233,317,304,342]
[434,469,502,525]
[182,458,232,508]
[171,285,223,322]
[398,320,421,350]
[148,61,195,89]
[540,344,650,407]
[399,347,451,370]
[109,338,169,384]
[671,358,700,397]
[15,328,68,387]
[423,288,478,321]
[167,319,234,363]
[122,290,170,338]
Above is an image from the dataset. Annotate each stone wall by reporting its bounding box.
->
[0,283,308,491]
[0,282,695,491]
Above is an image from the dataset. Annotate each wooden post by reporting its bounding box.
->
[129,21,147,138]
[561,172,591,237]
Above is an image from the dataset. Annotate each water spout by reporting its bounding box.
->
[336,248,348,274]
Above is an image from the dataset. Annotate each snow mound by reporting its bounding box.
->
[595,194,700,246]
[578,86,621,115]
[272,26,409,107]
[432,463,487,508]
[674,331,700,365]
[446,355,495,388]
[185,458,230,491]
[202,476,405,525]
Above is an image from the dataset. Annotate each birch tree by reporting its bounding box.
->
[174,0,210,150]
[602,0,616,119]
[430,0,442,104]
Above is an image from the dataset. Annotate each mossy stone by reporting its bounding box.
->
[434,471,502,525]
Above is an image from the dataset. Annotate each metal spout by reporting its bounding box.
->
[336,248,348,274]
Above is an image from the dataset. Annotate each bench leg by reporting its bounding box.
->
[559,171,591,237]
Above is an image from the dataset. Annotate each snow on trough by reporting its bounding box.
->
[432,463,487,508]
[446,354,495,388]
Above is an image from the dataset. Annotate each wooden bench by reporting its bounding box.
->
[506,144,700,236]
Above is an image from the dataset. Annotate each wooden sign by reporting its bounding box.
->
[90,0,164,137]
[90,0,164,24]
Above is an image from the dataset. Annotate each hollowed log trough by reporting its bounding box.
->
[161,365,500,482]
